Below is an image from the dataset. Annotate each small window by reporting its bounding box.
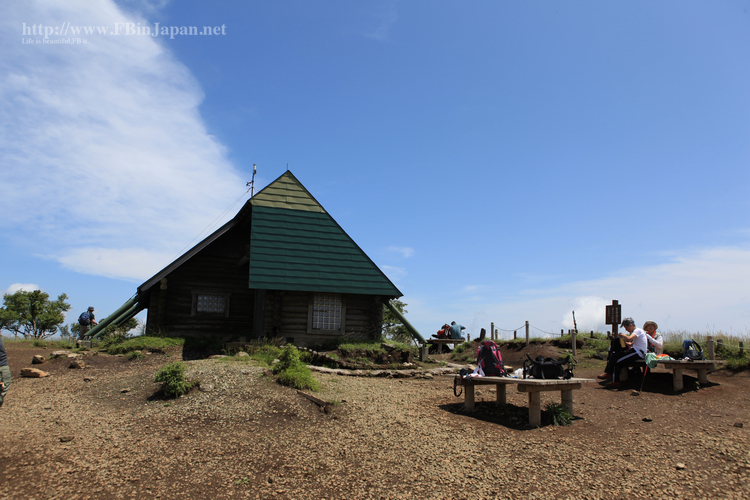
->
[191,290,231,317]
[197,294,225,314]
[312,293,341,330]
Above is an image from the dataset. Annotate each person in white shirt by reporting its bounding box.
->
[597,317,648,388]
[643,321,663,355]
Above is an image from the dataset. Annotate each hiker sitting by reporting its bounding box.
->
[597,317,648,388]
[643,321,663,355]
[448,321,465,340]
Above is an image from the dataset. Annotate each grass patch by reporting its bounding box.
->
[107,336,184,355]
[127,351,145,361]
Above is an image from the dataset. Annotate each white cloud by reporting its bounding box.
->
[381,265,407,283]
[4,283,40,295]
[403,244,750,338]
[0,1,247,281]
[387,246,414,258]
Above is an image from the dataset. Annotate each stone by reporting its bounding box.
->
[32,355,45,364]
[120,388,130,393]
[642,416,653,422]
[51,350,70,358]
[199,383,214,392]
[20,367,49,378]
[236,351,250,358]
[59,436,74,443]
[675,463,686,470]
[734,422,744,428]
[69,360,85,369]
[83,377,94,382]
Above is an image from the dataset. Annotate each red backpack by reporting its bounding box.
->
[476,340,507,377]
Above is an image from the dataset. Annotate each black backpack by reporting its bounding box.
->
[523,354,574,380]
[476,340,507,377]
[682,339,705,361]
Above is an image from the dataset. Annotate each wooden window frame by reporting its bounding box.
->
[307,292,346,334]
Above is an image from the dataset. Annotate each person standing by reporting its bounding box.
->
[0,336,10,408]
[78,306,98,340]
[448,321,466,340]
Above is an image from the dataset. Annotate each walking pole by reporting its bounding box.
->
[639,365,649,393]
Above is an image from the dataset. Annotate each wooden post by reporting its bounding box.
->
[491,322,495,341]
[706,336,715,361]
[525,321,529,347]
[467,334,471,342]
[571,328,577,357]
[561,329,564,337]
[514,330,517,340]
[590,330,594,339]
[740,342,744,357]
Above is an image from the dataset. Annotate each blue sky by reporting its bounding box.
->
[1,0,749,339]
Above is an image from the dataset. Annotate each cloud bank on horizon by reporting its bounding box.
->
[0,0,247,282]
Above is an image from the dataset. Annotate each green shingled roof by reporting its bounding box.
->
[247,172,402,297]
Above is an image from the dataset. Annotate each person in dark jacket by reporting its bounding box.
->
[0,336,10,408]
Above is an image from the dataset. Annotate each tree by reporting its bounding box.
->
[382,299,412,344]
[0,290,71,340]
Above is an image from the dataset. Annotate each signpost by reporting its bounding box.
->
[605,299,621,336]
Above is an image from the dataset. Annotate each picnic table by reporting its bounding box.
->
[459,376,595,427]
[635,359,717,391]
[424,338,465,354]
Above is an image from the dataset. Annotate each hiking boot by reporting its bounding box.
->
[604,381,621,388]
[596,373,610,380]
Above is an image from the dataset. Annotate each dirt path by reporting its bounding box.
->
[1,343,749,499]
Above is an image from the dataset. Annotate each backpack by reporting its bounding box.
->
[476,340,507,377]
[523,354,574,380]
[682,339,705,361]
[78,311,91,326]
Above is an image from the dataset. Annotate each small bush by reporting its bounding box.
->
[273,345,320,391]
[545,402,573,426]
[276,364,320,391]
[154,361,193,398]
[32,339,47,347]
[127,351,145,361]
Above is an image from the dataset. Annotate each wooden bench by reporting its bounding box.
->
[424,338,465,354]
[459,376,595,427]
[635,359,717,391]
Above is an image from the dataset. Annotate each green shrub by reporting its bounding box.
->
[32,339,47,347]
[545,402,573,426]
[276,364,320,391]
[272,345,320,391]
[154,361,193,398]
[127,351,145,361]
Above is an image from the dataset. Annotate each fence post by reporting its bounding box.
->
[740,342,744,357]
[571,329,577,357]
[514,330,517,340]
[491,322,494,341]
[561,329,564,338]
[706,336,715,361]
[525,321,529,347]
[590,330,594,339]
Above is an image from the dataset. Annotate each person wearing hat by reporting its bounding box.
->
[643,321,663,355]
[78,306,98,340]
[597,317,648,388]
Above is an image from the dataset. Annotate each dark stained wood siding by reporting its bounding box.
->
[145,219,255,338]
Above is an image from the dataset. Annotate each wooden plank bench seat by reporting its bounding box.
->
[423,338,465,354]
[459,376,595,427]
[633,359,717,391]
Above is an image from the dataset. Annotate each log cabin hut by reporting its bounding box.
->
[136,171,403,347]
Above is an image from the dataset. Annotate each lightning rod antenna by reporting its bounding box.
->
[246,164,257,197]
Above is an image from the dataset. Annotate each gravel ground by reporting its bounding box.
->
[1,343,749,499]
